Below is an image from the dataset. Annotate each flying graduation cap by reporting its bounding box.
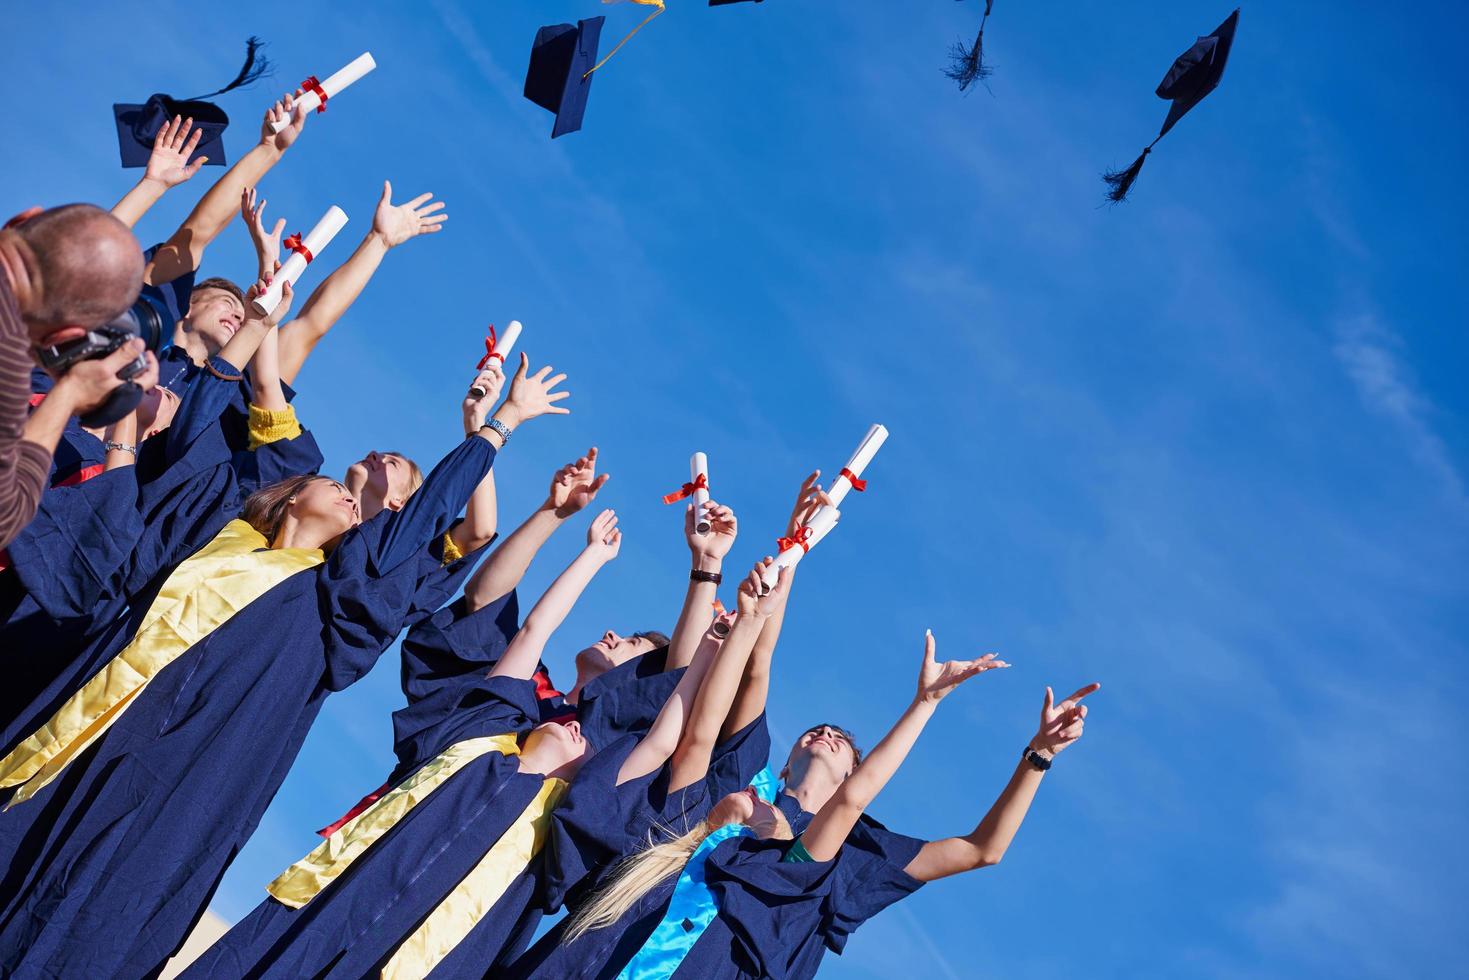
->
[525,1,665,138]
[1103,9,1240,203]
[112,37,272,169]
[945,0,995,92]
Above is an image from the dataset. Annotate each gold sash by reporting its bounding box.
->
[380,776,567,980]
[267,734,522,909]
[0,520,322,807]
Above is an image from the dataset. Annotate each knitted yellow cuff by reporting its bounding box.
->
[248,404,302,449]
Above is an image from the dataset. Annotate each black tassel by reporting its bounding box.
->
[944,28,992,91]
[1102,147,1149,203]
[190,36,274,100]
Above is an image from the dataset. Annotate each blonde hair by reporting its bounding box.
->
[383,451,425,497]
[563,808,793,943]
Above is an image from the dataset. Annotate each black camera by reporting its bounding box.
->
[34,292,170,427]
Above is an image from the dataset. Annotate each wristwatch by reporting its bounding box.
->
[482,418,513,444]
[1022,745,1053,771]
[690,569,722,585]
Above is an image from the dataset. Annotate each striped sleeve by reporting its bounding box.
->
[0,276,50,548]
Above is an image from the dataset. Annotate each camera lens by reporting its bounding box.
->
[104,292,169,353]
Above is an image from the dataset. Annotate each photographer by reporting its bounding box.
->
[0,203,157,548]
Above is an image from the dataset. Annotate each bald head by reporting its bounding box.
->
[10,204,143,333]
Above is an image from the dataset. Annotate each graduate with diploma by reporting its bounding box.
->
[526,629,1097,980]
[0,354,570,979]
[181,509,624,979]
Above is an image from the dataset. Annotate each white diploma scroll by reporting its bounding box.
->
[250,206,349,316]
[269,53,378,133]
[826,424,888,508]
[471,320,523,397]
[691,452,711,535]
[758,423,888,592]
[760,505,839,592]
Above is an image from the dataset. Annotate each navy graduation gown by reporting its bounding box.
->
[181,676,549,979]
[508,784,924,980]
[0,435,497,980]
[0,385,323,761]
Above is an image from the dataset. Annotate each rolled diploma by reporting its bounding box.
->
[471,320,523,396]
[270,53,378,132]
[691,452,711,534]
[760,505,840,592]
[250,206,349,316]
[826,424,888,508]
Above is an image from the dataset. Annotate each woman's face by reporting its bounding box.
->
[345,450,415,510]
[707,788,784,840]
[574,630,657,675]
[289,477,360,538]
[522,719,592,776]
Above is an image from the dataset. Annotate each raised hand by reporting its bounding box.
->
[373,181,447,248]
[502,354,570,423]
[550,448,609,518]
[585,509,622,561]
[240,187,286,273]
[915,630,1008,706]
[737,558,790,619]
[688,499,737,562]
[1032,683,1100,759]
[787,470,835,537]
[145,115,206,187]
[462,368,505,434]
[260,93,308,153]
[243,278,295,328]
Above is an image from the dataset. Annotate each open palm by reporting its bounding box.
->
[552,448,609,518]
[373,181,447,247]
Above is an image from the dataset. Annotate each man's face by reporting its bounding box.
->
[183,287,244,355]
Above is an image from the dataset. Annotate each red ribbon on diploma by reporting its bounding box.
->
[776,525,813,554]
[839,467,868,492]
[301,75,329,112]
[476,325,502,370]
[661,472,708,505]
[283,233,313,264]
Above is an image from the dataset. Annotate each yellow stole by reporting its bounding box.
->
[380,776,567,980]
[0,520,322,807]
[267,733,522,908]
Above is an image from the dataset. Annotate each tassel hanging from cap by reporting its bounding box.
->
[944,0,994,92]
[187,36,274,101]
[1102,140,1158,204]
[584,0,665,78]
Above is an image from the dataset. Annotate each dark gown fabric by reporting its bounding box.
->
[0,435,496,980]
[0,362,324,762]
[180,676,548,979]
[507,787,925,980]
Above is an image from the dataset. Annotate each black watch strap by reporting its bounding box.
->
[690,569,722,585]
[1022,745,1053,771]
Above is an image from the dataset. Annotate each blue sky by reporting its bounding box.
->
[6,1,1468,976]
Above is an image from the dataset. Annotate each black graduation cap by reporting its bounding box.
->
[1103,9,1240,203]
[525,18,606,138]
[112,37,272,169]
[945,0,995,92]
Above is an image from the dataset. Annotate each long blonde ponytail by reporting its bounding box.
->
[563,808,793,944]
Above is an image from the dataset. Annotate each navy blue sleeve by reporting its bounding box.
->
[822,817,927,952]
[230,426,324,494]
[400,590,520,707]
[163,355,251,464]
[575,664,684,752]
[5,468,143,618]
[358,435,498,575]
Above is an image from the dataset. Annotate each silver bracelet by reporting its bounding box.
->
[105,441,138,456]
[481,418,513,444]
